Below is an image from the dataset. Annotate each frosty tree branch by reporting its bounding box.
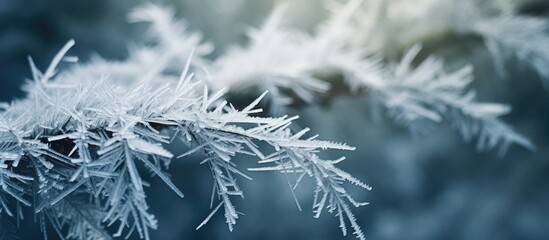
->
[0,38,369,239]
[201,1,533,153]
[1,0,546,239]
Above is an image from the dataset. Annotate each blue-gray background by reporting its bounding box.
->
[1,0,548,239]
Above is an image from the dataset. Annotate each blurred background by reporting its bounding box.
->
[1,0,548,239]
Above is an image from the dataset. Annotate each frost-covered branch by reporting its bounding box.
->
[378,45,533,154]
[349,0,549,86]
[1,1,546,239]
[0,37,368,239]
[204,1,531,152]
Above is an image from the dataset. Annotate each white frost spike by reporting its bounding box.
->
[177,48,195,92]
[43,39,75,83]
[127,138,173,158]
[196,202,224,230]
